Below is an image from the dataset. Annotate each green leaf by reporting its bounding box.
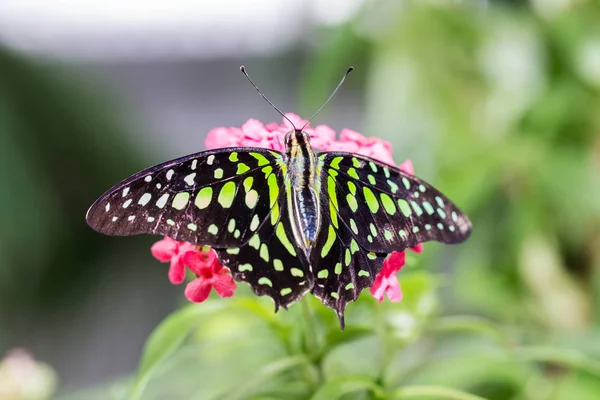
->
[393,385,487,400]
[309,376,384,400]
[219,355,314,400]
[128,302,224,400]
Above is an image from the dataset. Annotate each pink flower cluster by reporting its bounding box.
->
[151,238,236,302]
[151,114,422,304]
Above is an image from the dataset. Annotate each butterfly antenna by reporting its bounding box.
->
[301,67,354,131]
[240,65,296,129]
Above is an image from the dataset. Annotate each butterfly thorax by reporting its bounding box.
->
[284,129,321,254]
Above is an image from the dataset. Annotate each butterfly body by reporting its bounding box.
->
[285,129,321,252]
[87,128,471,327]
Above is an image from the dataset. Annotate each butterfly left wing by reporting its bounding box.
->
[86,148,283,248]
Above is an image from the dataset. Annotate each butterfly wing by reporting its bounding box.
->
[86,148,284,248]
[317,152,471,253]
[215,175,312,310]
[310,152,471,324]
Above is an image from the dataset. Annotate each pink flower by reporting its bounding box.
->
[370,252,406,303]
[160,114,424,306]
[151,236,197,284]
[182,250,236,302]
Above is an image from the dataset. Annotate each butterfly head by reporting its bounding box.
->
[284,129,312,156]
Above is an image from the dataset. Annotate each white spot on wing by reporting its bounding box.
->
[166,169,174,180]
[123,199,132,208]
[138,193,152,206]
[144,175,152,182]
[128,215,136,221]
[191,159,198,170]
[147,216,155,222]
[207,155,215,165]
[156,193,169,208]
[112,216,118,222]
[184,173,196,186]
[105,203,110,212]
[122,187,130,197]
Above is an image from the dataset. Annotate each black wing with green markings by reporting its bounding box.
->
[215,177,313,310]
[310,152,472,325]
[86,148,282,248]
[86,147,313,310]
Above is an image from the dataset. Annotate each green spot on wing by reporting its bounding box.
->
[347,167,359,180]
[273,259,284,271]
[317,270,329,279]
[334,263,342,275]
[402,177,410,190]
[276,224,297,256]
[195,187,213,209]
[411,201,423,216]
[363,187,379,213]
[248,234,260,249]
[250,152,269,166]
[280,288,292,296]
[258,277,273,287]
[229,152,238,162]
[321,225,336,258]
[380,193,396,215]
[330,156,343,170]
[422,201,435,215]
[290,268,304,277]
[398,199,412,217]
[243,176,254,192]
[347,194,358,212]
[239,263,253,272]
[218,181,236,208]
[172,192,190,210]
[259,243,270,262]
[236,163,250,174]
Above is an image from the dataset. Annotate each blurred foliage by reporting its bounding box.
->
[3,0,600,399]
[0,49,149,319]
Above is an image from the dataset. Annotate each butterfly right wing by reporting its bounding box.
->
[86,148,284,248]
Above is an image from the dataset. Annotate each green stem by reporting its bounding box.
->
[300,296,319,357]
[393,385,487,400]
[300,297,321,389]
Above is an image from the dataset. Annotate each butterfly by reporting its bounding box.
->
[86,67,472,328]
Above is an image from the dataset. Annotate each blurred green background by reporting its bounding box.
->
[1,0,600,399]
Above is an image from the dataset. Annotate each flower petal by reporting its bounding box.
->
[283,113,308,130]
[241,119,269,139]
[183,251,211,276]
[168,257,186,284]
[150,237,177,262]
[205,127,243,149]
[398,159,414,175]
[382,251,406,277]
[384,276,403,302]
[411,243,424,253]
[212,271,237,298]
[184,278,212,303]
